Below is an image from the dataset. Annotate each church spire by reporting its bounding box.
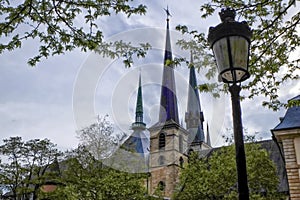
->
[132,71,146,130]
[158,8,179,124]
[206,123,211,147]
[185,52,205,144]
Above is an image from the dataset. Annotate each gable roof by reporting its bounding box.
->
[273,95,300,131]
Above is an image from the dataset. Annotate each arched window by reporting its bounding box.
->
[158,181,165,191]
[179,156,184,168]
[158,155,165,165]
[159,133,166,150]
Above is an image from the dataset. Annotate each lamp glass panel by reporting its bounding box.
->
[213,38,230,74]
[229,36,249,81]
[222,71,234,82]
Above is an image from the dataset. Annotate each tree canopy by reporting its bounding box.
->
[42,145,149,200]
[173,142,286,200]
[176,0,300,109]
[0,136,61,199]
[0,136,149,200]
[0,0,149,66]
[77,115,126,160]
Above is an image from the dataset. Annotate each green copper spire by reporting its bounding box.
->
[136,72,143,121]
[132,71,146,130]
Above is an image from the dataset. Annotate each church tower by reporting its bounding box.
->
[128,71,148,154]
[122,71,149,172]
[148,9,189,198]
[185,54,211,151]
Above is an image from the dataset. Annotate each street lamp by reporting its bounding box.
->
[208,8,252,200]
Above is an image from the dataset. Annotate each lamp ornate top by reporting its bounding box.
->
[219,8,236,22]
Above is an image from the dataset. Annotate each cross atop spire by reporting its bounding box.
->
[164,6,172,20]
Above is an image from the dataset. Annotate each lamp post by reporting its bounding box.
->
[208,8,252,200]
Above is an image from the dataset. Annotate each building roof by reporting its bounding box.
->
[273,95,300,131]
[122,129,149,154]
[258,140,289,193]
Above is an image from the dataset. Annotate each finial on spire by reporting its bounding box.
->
[132,70,146,130]
[164,6,172,20]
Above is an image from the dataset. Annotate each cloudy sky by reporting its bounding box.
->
[0,1,299,150]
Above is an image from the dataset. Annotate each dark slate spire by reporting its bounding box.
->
[187,53,202,118]
[185,52,205,143]
[132,71,146,130]
[158,8,179,124]
[206,123,211,147]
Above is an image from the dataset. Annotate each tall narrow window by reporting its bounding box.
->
[179,135,183,153]
[159,133,166,150]
[158,155,165,165]
[179,156,184,168]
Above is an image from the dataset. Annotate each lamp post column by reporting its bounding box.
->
[229,83,249,200]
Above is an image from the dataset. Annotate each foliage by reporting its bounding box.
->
[176,1,300,110]
[58,116,149,199]
[173,143,286,200]
[0,136,149,200]
[0,136,61,200]
[45,145,149,200]
[77,115,126,160]
[0,0,149,66]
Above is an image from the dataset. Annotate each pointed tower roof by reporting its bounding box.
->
[185,52,205,144]
[132,71,146,130]
[123,71,149,155]
[158,8,179,125]
[195,125,205,142]
[206,123,211,147]
[187,53,202,114]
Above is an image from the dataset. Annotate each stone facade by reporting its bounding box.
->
[149,123,189,198]
[272,95,300,199]
[149,165,180,197]
[274,129,300,199]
